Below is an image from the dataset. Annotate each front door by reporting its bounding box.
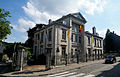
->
[46,49,51,69]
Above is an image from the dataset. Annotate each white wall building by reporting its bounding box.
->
[85,27,103,61]
[33,12,103,66]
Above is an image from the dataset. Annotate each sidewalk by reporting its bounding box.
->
[0,59,104,77]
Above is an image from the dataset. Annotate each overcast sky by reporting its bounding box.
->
[0,0,120,43]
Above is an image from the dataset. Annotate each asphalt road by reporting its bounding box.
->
[46,57,120,77]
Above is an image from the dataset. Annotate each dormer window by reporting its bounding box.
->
[48,29,52,41]
[62,21,66,25]
[62,29,66,40]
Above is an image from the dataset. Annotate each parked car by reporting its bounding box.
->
[105,55,116,64]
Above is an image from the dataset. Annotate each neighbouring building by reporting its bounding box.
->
[85,27,103,62]
[32,12,103,66]
[104,29,120,54]
[25,24,46,52]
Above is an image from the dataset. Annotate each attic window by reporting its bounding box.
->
[74,15,82,19]
[77,15,82,19]
[63,21,66,25]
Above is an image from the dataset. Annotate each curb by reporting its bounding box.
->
[1,59,104,77]
[38,59,104,76]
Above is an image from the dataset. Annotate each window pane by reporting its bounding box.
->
[62,29,66,40]
[88,36,90,45]
[79,36,81,43]
[48,29,52,41]
[71,34,73,42]
[75,35,77,42]
[41,32,44,42]
[62,47,66,58]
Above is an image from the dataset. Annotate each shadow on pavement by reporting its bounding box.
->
[0,62,12,74]
[96,61,120,77]
[12,70,46,75]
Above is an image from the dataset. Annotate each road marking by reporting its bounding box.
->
[56,72,76,77]
[89,64,113,74]
[69,73,85,77]
[83,74,95,77]
[47,71,69,77]
[47,71,95,77]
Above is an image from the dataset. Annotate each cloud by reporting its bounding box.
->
[88,28,106,38]
[5,35,16,43]
[22,2,59,24]
[7,0,107,43]
[83,0,107,15]
[98,29,120,38]
[22,0,107,24]
[22,35,28,40]
[12,18,35,33]
[97,30,106,37]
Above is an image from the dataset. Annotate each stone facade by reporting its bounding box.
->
[84,27,103,61]
[33,12,103,66]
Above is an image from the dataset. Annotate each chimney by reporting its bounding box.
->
[92,26,96,35]
[113,31,114,34]
[48,19,52,24]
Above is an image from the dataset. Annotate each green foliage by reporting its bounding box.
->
[3,43,14,57]
[25,47,33,58]
[0,8,13,41]
[104,30,113,53]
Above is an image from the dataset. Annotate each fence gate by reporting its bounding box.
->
[13,47,27,71]
[71,51,80,63]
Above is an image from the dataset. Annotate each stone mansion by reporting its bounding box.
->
[31,12,103,66]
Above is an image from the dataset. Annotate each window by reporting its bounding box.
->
[35,46,37,55]
[40,45,43,54]
[48,29,52,41]
[78,26,80,32]
[100,40,102,47]
[35,34,37,44]
[88,36,90,45]
[72,23,79,32]
[75,49,77,51]
[71,34,73,42]
[37,34,40,40]
[88,48,91,57]
[97,39,99,47]
[72,25,74,31]
[71,49,73,58]
[41,32,44,42]
[75,35,77,42]
[94,38,96,47]
[74,26,77,32]
[62,29,66,40]
[79,36,81,43]
[62,47,66,58]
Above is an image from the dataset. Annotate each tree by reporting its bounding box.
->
[0,8,12,41]
[3,43,14,57]
[104,34,113,53]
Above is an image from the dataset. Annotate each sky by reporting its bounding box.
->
[0,0,120,43]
